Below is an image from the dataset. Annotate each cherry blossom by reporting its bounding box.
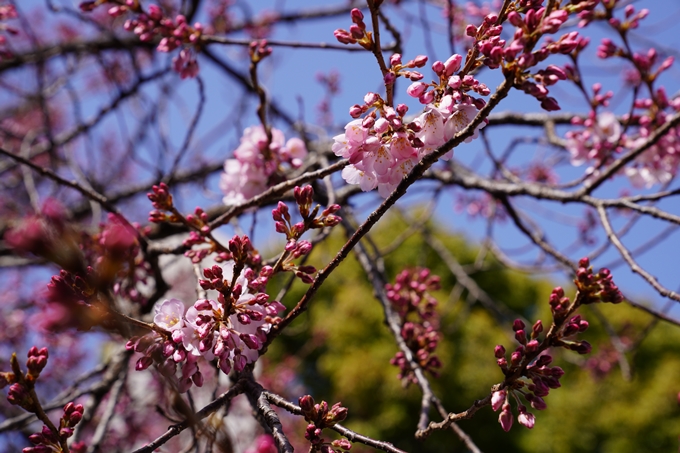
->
[153,298,185,332]
[221,126,308,204]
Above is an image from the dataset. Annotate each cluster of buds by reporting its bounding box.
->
[273,186,342,241]
[1,348,49,404]
[42,268,108,332]
[79,1,202,78]
[491,258,623,431]
[149,184,244,264]
[147,182,174,221]
[333,8,373,50]
[466,12,504,69]
[386,268,442,384]
[271,185,341,283]
[25,405,86,453]
[575,5,679,188]
[249,39,272,63]
[492,318,567,431]
[129,255,284,390]
[28,213,150,332]
[407,53,489,106]
[482,4,588,111]
[1,349,85,452]
[578,1,647,29]
[591,4,670,89]
[215,235,262,269]
[573,257,624,306]
[180,207,219,264]
[299,395,351,452]
[597,42,672,86]
[625,89,680,187]
[384,53,428,86]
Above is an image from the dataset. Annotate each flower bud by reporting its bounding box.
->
[498,403,513,432]
[299,395,315,413]
[491,389,506,411]
[513,319,526,331]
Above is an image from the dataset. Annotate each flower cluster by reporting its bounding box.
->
[619,98,680,188]
[299,395,351,453]
[1,348,86,453]
[407,53,488,153]
[565,3,679,187]
[220,125,308,205]
[572,257,623,306]
[79,1,203,78]
[23,403,86,453]
[565,110,622,166]
[129,251,284,392]
[333,8,373,50]
[272,185,341,283]
[385,268,442,385]
[504,7,584,111]
[491,258,622,431]
[566,89,680,188]
[333,48,492,197]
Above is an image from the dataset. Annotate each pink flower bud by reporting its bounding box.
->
[349,104,363,118]
[148,4,163,21]
[466,24,477,37]
[447,75,461,89]
[362,115,376,129]
[413,55,428,67]
[431,60,444,75]
[334,29,355,45]
[498,403,513,432]
[374,117,389,134]
[350,8,364,23]
[407,82,428,98]
[540,97,560,111]
[443,54,462,76]
[491,389,506,411]
[364,92,379,105]
[517,406,535,429]
[349,23,364,39]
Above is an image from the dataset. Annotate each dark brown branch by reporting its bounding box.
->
[243,378,294,453]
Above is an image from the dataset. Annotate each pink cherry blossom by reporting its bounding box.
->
[221,125,307,204]
[153,299,185,331]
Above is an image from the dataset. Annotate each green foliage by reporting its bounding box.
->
[267,215,680,452]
